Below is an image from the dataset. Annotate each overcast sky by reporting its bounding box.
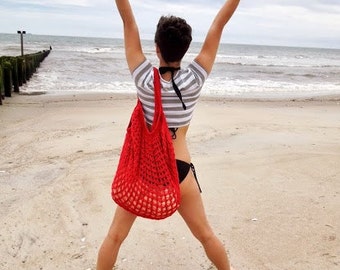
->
[1,0,340,49]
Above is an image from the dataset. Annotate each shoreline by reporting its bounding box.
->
[3,90,340,104]
[1,92,339,270]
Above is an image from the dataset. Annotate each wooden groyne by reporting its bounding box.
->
[0,50,51,105]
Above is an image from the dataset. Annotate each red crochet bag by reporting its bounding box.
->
[111,67,180,220]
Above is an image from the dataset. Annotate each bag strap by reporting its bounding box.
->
[152,67,163,126]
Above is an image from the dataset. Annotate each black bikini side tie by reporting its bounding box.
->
[159,66,186,110]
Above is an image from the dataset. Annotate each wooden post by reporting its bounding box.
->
[10,57,19,93]
[17,57,25,86]
[0,65,4,105]
[17,31,26,57]
[3,61,13,97]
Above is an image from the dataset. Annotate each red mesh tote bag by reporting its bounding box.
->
[111,67,180,220]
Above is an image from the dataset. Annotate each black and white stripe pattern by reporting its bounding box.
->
[132,59,207,128]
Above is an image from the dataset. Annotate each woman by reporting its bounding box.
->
[97,0,240,269]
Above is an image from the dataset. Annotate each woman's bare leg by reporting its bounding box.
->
[97,206,137,270]
[178,173,230,270]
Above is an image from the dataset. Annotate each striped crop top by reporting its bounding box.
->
[132,59,208,128]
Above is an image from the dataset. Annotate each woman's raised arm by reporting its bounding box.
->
[115,0,146,72]
[195,0,240,74]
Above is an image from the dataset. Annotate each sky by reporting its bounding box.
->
[1,0,340,49]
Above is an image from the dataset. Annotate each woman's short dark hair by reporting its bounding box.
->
[154,15,192,63]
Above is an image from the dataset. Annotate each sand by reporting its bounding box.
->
[0,93,339,270]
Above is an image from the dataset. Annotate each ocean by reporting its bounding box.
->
[1,33,340,99]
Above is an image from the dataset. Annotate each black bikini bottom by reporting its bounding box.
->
[176,160,202,193]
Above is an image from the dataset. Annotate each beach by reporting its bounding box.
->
[0,93,339,270]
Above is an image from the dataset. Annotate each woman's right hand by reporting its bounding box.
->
[195,0,240,74]
[115,0,146,73]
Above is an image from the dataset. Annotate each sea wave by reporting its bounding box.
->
[2,33,339,99]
